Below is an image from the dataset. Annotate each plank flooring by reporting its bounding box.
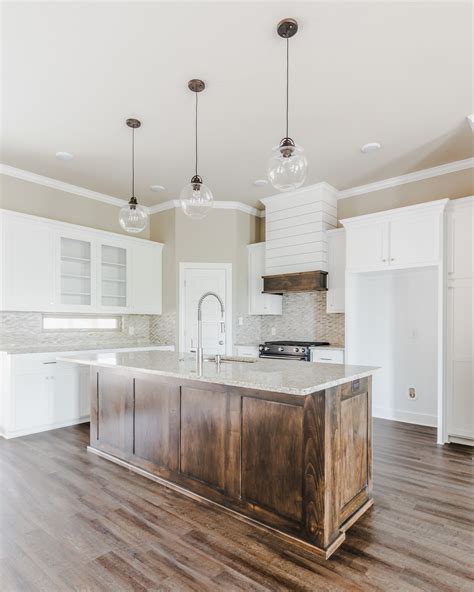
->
[0,419,472,591]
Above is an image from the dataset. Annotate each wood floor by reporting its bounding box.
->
[0,419,472,591]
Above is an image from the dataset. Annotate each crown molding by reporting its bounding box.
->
[148,199,264,217]
[0,163,129,208]
[340,198,449,227]
[337,158,474,200]
[0,164,264,218]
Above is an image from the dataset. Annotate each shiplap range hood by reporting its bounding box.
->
[260,183,337,293]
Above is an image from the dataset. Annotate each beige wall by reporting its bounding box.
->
[0,174,151,238]
[150,207,260,343]
[337,168,473,220]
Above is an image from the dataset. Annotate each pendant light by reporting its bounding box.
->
[180,79,213,219]
[119,118,148,233]
[267,18,308,192]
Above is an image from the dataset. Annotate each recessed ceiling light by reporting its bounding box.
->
[361,142,381,154]
[150,185,165,192]
[55,151,74,161]
[254,179,268,187]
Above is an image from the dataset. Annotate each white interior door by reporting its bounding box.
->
[180,264,232,355]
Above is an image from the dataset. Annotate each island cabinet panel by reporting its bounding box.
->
[87,368,373,559]
[134,377,180,471]
[92,369,134,454]
[241,397,303,522]
[180,386,227,491]
[340,393,368,508]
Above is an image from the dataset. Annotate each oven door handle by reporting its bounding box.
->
[259,355,307,361]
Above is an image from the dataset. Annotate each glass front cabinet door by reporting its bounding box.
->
[99,242,130,311]
[59,235,96,310]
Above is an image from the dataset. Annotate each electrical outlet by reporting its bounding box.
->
[408,387,416,400]
[128,326,135,336]
[238,316,243,326]
[271,327,276,336]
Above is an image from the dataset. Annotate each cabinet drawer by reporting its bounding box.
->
[11,353,59,374]
[311,349,344,364]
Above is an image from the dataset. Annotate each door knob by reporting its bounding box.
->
[219,340,224,345]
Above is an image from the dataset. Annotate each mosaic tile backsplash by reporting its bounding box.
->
[0,292,344,351]
[0,312,169,349]
[236,291,345,346]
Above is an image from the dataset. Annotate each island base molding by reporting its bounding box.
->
[87,445,374,559]
[88,367,373,559]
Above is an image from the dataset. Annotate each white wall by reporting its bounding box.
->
[348,267,438,426]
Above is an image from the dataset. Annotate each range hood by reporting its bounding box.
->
[262,270,328,294]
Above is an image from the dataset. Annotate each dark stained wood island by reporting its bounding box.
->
[59,351,377,559]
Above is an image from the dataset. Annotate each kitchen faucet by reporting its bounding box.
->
[196,291,225,374]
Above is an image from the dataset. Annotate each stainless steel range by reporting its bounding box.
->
[258,340,330,361]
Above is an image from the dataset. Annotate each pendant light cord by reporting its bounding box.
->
[131,127,135,198]
[195,90,199,177]
[286,37,289,139]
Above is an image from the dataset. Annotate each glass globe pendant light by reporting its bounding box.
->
[267,18,308,192]
[118,118,148,233]
[180,79,213,219]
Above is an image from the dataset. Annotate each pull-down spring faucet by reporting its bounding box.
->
[196,291,225,374]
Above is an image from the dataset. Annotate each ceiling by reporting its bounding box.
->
[2,1,473,208]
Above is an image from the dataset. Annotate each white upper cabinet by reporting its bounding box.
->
[341,199,448,273]
[248,243,282,315]
[326,228,345,313]
[99,241,130,311]
[0,210,163,314]
[1,212,56,311]
[130,240,163,314]
[58,232,96,311]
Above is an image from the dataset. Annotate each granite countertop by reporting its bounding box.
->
[0,343,174,355]
[310,345,345,351]
[57,350,377,397]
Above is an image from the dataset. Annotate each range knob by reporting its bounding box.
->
[278,347,284,352]
[264,346,270,351]
[259,345,264,351]
[301,347,306,353]
[294,347,299,353]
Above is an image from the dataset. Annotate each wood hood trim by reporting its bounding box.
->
[262,271,328,294]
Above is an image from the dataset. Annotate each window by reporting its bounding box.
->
[42,315,121,331]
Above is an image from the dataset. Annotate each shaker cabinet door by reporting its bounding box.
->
[2,216,56,311]
[389,214,440,267]
[345,223,388,272]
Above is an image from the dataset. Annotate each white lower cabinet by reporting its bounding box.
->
[1,346,174,438]
[310,348,344,364]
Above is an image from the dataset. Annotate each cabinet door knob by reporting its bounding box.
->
[382,258,387,262]
[390,258,395,261]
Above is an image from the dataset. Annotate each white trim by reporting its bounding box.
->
[340,198,449,227]
[373,407,437,428]
[3,158,472,216]
[178,262,233,356]
[0,164,129,208]
[446,195,474,210]
[337,158,474,200]
[148,199,264,218]
[0,164,264,218]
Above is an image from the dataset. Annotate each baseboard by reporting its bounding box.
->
[0,416,90,439]
[448,435,474,447]
[373,407,437,427]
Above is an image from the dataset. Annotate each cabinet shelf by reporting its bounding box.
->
[102,261,126,268]
[61,256,91,263]
[102,278,126,283]
[62,274,91,280]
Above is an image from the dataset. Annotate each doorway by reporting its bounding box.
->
[179,263,233,355]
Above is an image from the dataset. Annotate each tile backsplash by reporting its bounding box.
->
[0,312,168,349]
[1,292,344,351]
[236,292,345,346]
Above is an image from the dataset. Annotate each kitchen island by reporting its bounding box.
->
[58,351,378,558]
